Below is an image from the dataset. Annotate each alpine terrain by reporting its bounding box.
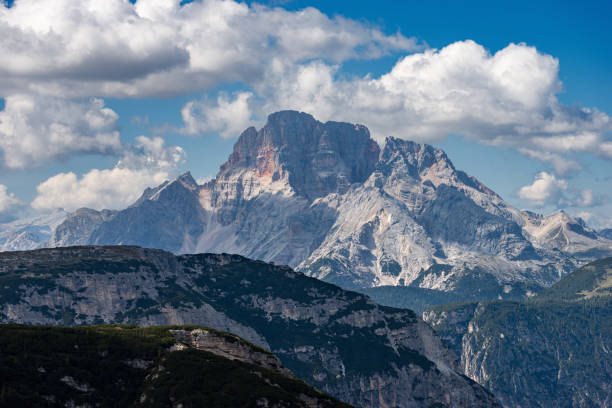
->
[42,111,612,307]
[0,245,501,408]
[424,257,612,408]
[0,209,67,252]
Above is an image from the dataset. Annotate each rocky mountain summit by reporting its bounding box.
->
[424,257,612,408]
[0,324,348,407]
[0,245,500,408]
[37,111,612,302]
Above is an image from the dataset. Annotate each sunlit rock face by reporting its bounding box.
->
[37,110,612,299]
[214,111,380,203]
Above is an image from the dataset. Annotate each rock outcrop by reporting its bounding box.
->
[169,328,293,377]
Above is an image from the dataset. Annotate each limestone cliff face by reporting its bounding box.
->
[51,208,117,247]
[193,110,379,267]
[299,136,546,291]
[0,246,500,408]
[43,111,612,300]
[214,111,379,203]
[422,302,479,357]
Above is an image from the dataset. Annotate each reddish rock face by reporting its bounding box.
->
[258,148,280,179]
[216,110,381,201]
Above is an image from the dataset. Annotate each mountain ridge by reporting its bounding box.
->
[10,110,612,302]
[0,245,500,408]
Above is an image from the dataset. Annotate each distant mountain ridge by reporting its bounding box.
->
[12,110,612,300]
[600,228,612,240]
[0,209,67,251]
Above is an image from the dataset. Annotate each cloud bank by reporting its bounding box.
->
[0,0,418,98]
[0,94,121,169]
[0,0,419,193]
[31,136,185,212]
[2,1,609,170]
[183,40,611,175]
[262,41,610,157]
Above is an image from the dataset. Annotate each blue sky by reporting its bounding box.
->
[0,0,611,227]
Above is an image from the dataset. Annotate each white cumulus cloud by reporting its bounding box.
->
[175,38,612,175]
[0,0,418,98]
[244,40,611,174]
[3,1,610,176]
[0,94,122,169]
[518,171,603,208]
[180,92,254,138]
[0,0,420,165]
[0,185,21,213]
[518,172,569,207]
[31,136,185,212]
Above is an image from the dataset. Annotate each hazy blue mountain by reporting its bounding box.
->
[600,228,612,240]
[0,209,67,251]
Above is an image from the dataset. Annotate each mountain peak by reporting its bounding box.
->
[39,111,612,301]
[130,171,198,208]
[266,110,316,125]
[216,111,380,200]
[377,137,457,185]
[378,137,501,198]
[174,171,199,191]
[382,137,453,168]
